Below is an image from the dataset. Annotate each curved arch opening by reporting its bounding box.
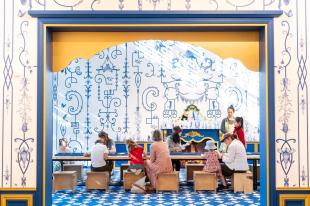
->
[52,40,259,153]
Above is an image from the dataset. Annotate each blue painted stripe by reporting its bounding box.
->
[28,10,283,19]
[36,14,279,206]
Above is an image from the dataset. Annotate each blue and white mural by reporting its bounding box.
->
[52,40,259,153]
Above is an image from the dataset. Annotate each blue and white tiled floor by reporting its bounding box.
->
[52,185,260,206]
[52,168,260,206]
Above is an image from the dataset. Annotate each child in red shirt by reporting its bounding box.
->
[126,139,146,175]
[234,117,246,147]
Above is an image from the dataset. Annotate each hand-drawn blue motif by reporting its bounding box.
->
[53,40,260,150]
[95,50,121,132]
[275,20,295,187]
[142,87,159,128]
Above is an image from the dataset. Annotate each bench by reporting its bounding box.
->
[156,172,179,192]
[123,171,145,190]
[232,171,253,194]
[193,171,217,192]
[86,172,110,191]
[185,163,205,181]
[63,164,83,181]
[53,171,77,193]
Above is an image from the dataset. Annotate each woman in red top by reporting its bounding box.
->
[233,117,246,147]
[126,139,146,175]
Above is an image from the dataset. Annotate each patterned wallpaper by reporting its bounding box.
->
[52,40,259,153]
[0,0,309,188]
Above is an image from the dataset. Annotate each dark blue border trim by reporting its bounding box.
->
[32,12,281,206]
[36,19,44,206]
[276,190,310,206]
[29,10,282,19]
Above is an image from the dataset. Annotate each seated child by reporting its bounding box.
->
[203,140,227,189]
[126,139,146,175]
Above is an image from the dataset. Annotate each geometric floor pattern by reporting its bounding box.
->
[52,185,260,206]
[52,168,260,206]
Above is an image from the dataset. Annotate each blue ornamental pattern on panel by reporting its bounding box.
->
[53,40,260,153]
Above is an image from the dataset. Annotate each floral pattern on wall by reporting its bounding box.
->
[0,0,308,188]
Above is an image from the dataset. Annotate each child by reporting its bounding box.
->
[58,138,70,153]
[126,139,146,175]
[203,140,227,189]
[234,117,245,147]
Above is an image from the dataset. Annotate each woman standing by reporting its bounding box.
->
[220,105,236,134]
[145,130,173,189]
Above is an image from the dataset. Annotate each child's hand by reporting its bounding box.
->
[142,152,148,159]
[217,151,223,158]
[176,147,183,152]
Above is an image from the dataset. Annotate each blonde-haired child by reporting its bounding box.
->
[126,139,146,175]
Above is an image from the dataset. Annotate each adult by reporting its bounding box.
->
[220,105,236,134]
[91,140,112,172]
[167,126,188,171]
[98,131,116,154]
[98,131,116,172]
[145,130,173,189]
[218,133,249,178]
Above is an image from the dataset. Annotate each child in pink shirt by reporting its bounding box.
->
[203,140,227,188]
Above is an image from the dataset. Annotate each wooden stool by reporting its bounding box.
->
[185,163,204,181]
[193,171,217,192]
[156,172,179,192]
[86,172,110,191]
[63,164,83,181]
[120,164,130,181]
[232,171,253,193]
[123,171,145,190]
[243,175,253,194]
[53,171,77,193]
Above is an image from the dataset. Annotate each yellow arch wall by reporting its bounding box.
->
[52,31,259,72]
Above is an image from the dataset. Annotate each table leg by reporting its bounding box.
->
[60,161,64,171]
[253,159,257,190]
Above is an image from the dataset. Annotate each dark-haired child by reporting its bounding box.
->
[233,117,245,147]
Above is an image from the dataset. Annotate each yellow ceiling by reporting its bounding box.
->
[52,31,259,72]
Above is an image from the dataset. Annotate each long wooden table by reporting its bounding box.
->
[52,153,260,190]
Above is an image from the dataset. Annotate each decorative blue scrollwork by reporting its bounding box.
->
[142,87,160,128]
[68,139,83,153]
[14,135,34,187]
[275,20,295,187]
[53,40,260,147]
[122,43,130,133]
[95,50,121,132]
[66,90,83,115]
[64,59,82,88]
[84,60,92,150]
